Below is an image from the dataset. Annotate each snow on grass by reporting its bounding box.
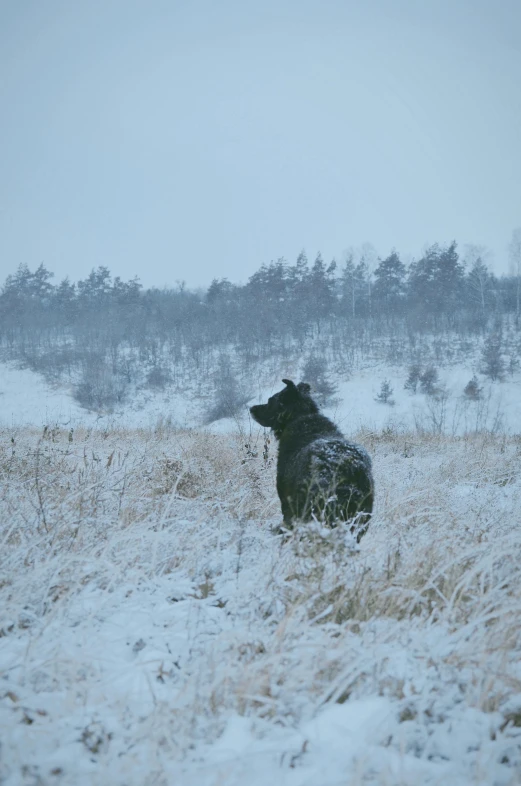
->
[1,424,521,785]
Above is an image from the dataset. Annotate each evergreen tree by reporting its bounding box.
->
[419,366,439,395]
[373,250,406,315]
[295,249,309,282]
[309,253,336,320]
[437,241,464,313]
[246,260,289,306]
[289,250,312,317]
[463,375,482,400]
[481,330,505,381]
[375,379,395,405]
[31,263,55,301]
[404,363,422,393]
[206,278,237,306]
[54,278,77,325]
[408,242,464,322]
[77,267,112,305]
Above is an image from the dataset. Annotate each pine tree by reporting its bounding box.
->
[206,278,237,306]
[419,366,439,395]
[437,241,464,315]
[373,251,406,315]
[404,364,422,393]
[375,379,395,405]
[309,253,336,321]
[408,242,464,321]
[77,267,112,309]
[481,330,505,381]
[55,278,77,324]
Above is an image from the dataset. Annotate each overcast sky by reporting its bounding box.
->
[0,0,520,289]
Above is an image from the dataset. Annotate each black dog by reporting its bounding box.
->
[250,379,374,541]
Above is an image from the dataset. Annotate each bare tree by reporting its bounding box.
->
[463,244,493,323]
[508,228,521,327]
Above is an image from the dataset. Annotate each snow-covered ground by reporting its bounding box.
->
[0,361,199,431]
[330,365,519,436]
[1,425,521,785]
[0,364,87,428]
[0,358,520,436]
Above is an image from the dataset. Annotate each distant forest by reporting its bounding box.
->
[1,238,520,412]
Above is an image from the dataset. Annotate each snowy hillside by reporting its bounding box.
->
[1,356,520,436]
[1,424,521,785]
[0,361,198,431]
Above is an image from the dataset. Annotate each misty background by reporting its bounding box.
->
[1,0,520,288]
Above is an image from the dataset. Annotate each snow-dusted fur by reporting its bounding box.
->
[250,379,374,539]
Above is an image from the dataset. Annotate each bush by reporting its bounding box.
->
[404,364,422,393]
[463,375,482,401]
[419,366,439,396]
[375,379,395,405]
[301,355,337,405]
[508,356,520,378]
[481,331,505,381]
[74,355,128,411]
[204,356,250,423]
[145,365,172,389]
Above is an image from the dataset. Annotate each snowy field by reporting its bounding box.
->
[1,423,521,785]
[0,358,520,437]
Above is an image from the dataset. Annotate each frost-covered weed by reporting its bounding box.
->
[1,426,521,785]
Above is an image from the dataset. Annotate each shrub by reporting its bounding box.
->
[463,375,482,401]
[404,364,422,394]
[419,366,439,396]
[74,355,128,411]
[301,355,337,405]
[205,356,250,423]
[145,365,172,389]
[375,379,395,405]
[481,331,505,381]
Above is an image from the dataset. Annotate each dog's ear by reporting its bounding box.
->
[297,382,311,395]
[282,378,296,389]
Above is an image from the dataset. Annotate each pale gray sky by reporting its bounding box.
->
[1,0,520,288]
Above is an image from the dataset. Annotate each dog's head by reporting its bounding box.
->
[250,379,317,435]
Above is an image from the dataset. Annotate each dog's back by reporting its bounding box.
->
[278,418,373,537]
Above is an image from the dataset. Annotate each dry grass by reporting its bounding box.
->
[1,424,521,784]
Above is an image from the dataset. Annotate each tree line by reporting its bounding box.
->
[0,236,519,410]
